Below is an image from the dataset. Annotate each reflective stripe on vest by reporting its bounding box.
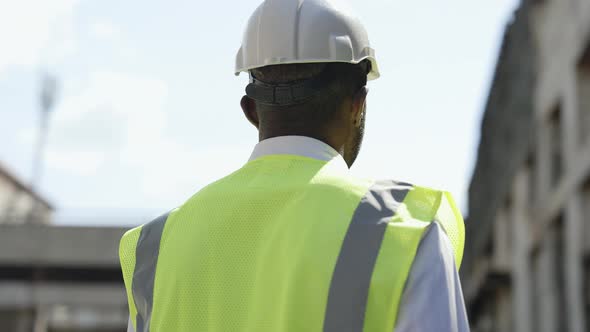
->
[323,180,410,332]
[132,212,171,332]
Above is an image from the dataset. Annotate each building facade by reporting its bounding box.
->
[463,0,590,331]
[0,163,52,225]
[0,162,129,332]
[0,225,129,332]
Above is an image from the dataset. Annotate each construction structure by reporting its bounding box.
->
[0,224,129,332]
[463,0,590,331]
[0,163,130,331]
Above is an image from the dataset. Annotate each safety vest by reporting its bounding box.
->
[120,155,464,332]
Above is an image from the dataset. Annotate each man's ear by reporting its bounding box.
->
[352,87,368,127]
[241,95,259,129]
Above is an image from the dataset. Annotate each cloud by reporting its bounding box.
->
[45,150,105,176]
[89,19,139,62]
[44,70,251,208]
[89,20,121,41]
[0,0,79,72]
[46,70,168,170]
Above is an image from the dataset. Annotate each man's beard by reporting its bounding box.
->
[345,108,366,167]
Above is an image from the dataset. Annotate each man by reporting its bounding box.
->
[120,0,469,331]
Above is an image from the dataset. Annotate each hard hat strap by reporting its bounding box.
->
[245,61,370,107]
[245,69,335,106]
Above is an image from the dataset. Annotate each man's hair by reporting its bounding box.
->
[251,61,368,133]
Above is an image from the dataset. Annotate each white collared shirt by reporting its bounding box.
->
[128,136,469,332]
[249,135,349,170]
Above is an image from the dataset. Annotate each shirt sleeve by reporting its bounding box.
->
[394,222,470,332]
[127,317,135,332]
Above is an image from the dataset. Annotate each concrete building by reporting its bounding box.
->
[0,163,53,225]
[0,161,129,331]
[463,0,590,331]
[0,224,129,332]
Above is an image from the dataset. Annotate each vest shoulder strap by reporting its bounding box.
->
[401,185,465,268]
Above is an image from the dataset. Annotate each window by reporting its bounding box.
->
[526,153,537,212]
[531,213,567,332]
[577,39,590,146]
[493,197,513,269]
[495,287,513,332]
[554,215,568,332]
[548,105,563,188]
[531,248,541,332]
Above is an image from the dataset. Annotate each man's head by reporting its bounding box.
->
[235,0,379,167]
[240,61,369,167]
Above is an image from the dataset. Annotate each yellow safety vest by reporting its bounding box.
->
[120,155,464,332]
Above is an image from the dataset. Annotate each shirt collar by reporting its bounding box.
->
[248,135,349,170]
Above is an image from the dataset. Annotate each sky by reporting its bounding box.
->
[0,0,520,226]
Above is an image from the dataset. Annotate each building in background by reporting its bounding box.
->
[0,225,129,332]
[0,162,53,224]
[0,161,129,332]
[463,0,590,331]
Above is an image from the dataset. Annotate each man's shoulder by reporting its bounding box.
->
[368,179,465,268]
[363,179,451,214]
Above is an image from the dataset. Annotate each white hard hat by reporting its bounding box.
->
[235,0,380,81]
